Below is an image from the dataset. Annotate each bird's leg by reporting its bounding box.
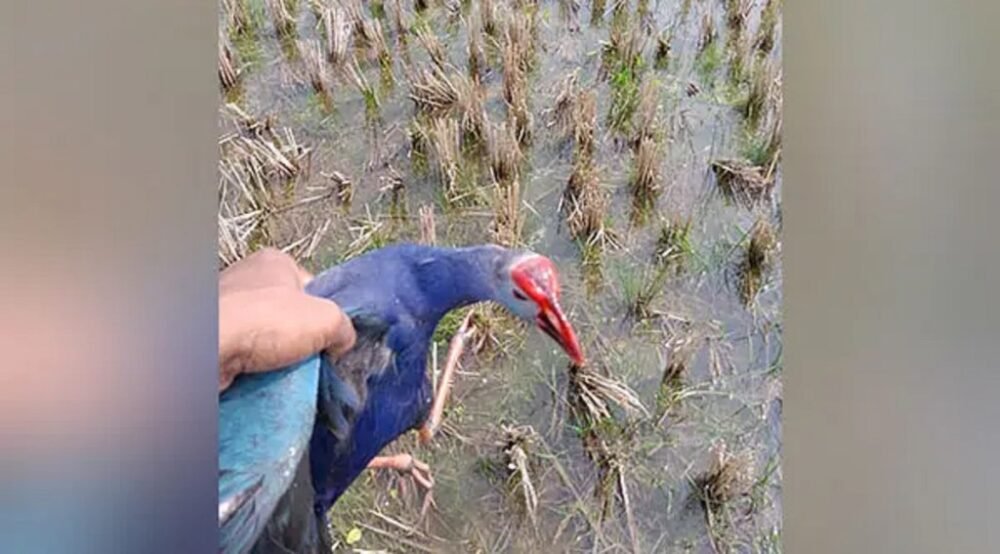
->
[419,311,475,444]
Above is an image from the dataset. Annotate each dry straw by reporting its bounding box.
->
[491,178,523,247]
[711,159,775,209]
[219,31,240,92]
[499,424,540,526]
[265,0,297,39]
[408,64,461,117]
[563,158,607,245]
[415,25,448,70]
[418,204,436,245]
[551,71,579,141]
[739,216,778,305]
[630,136,661,217]
[698,441,755,511]
[573,90,597,158]
[222,0,252,37]
[320,3,351,66]
[302,40,334,111]
[429,117,461,198]
[488,121,523,186]
[568,363,649,423]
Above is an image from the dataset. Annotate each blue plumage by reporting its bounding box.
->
[219,244,519,553]
[218,356,320,554]
[306,244,509,513]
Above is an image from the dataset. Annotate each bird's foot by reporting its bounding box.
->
[368,453,434,489]
[368,453,437,517]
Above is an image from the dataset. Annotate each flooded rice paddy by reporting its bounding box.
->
[219,0,782,551]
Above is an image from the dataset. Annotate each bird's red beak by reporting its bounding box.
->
[511,254,586,366]
[537,302,585,366]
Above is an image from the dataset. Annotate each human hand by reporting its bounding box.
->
[219,248,355,392]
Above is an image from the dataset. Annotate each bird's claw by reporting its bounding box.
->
[375,453,434,489]
[390,454,436,519]
[369,453,436,514]
[399,454,435,491]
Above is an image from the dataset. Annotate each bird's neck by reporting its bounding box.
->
[415,245,505,322]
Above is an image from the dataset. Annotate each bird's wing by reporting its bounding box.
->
[218,355,320,554]
[308,312,433,513]
[316,312,395,447]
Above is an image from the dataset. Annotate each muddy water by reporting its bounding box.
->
[223,0,782,551]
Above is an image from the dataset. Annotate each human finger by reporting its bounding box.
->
[219,248,303,295]
[219,288,356,386]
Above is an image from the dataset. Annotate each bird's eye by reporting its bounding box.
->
[512,289,528,301]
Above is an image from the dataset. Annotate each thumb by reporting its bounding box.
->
[296,294,356,359]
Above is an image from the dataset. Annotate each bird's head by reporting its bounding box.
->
[496,252,585,365]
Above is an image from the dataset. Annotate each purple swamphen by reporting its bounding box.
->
[219,243,585,553]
